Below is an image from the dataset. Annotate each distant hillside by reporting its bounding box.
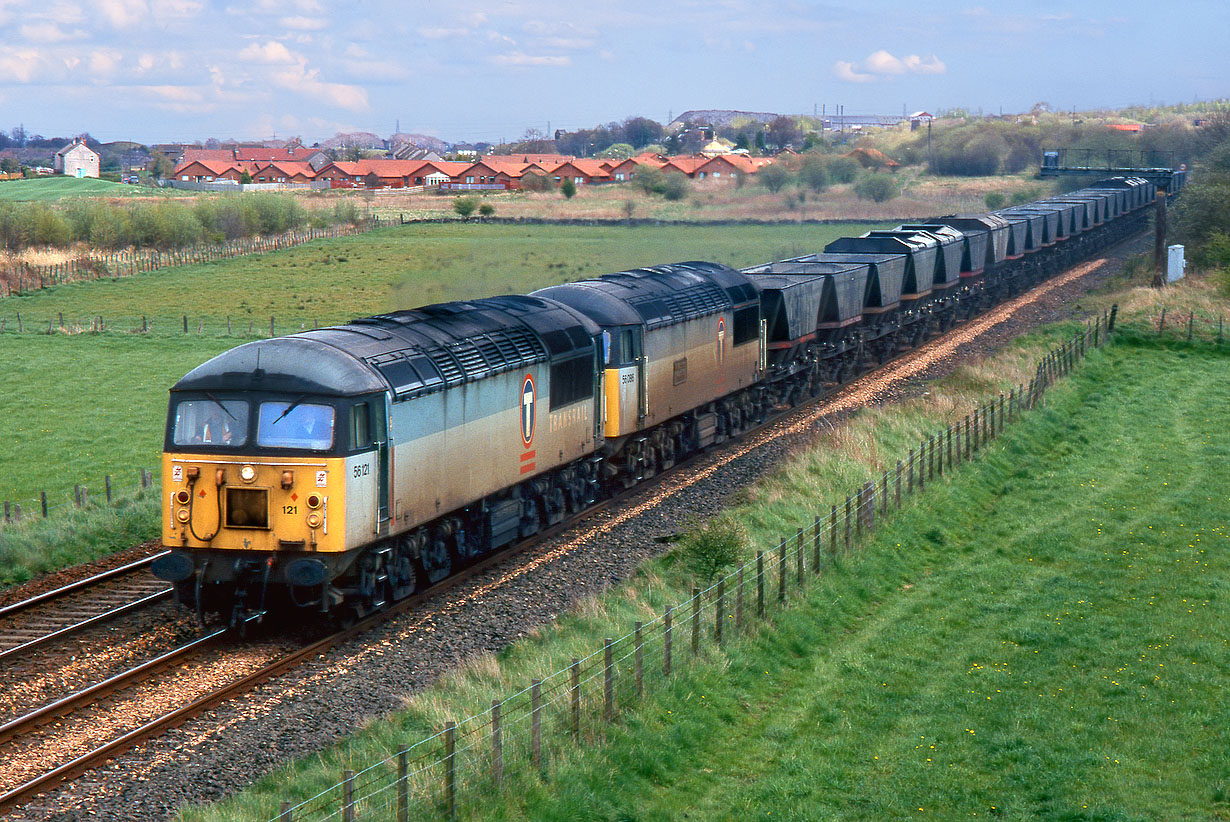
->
[389,132,449,151]
[669,109,783,129]
[318,131,386,150]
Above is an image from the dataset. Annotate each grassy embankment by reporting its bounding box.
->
[0,221,883,586]
[182,302,1229,821]
[0,177,160,201]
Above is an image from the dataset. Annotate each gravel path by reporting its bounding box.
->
[10,237,1146,821]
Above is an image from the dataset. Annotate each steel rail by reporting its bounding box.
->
[0,552,168,619]
[0,589,174,664]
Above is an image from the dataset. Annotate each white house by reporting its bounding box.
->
[54,140,100,178]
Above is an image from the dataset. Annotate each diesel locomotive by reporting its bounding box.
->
[153,176,1165,623]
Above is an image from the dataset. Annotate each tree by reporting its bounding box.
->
[734,132,750,152]
[239,170,252,184]
[453,196,478,218]
[622,116,664,149]
[754,130,766,153]
[478,202,495,217]
[766,115,800,149]
[560,177,577,199]
[759,162,791,193]
[597,143,634,160]
[147,151,174,179]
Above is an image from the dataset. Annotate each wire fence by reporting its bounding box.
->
[0,221,374,299]
[1143,306,1228,345]
[1,469,155,532]
[260,309,1118,822]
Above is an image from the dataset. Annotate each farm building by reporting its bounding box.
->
[54,140,100,178]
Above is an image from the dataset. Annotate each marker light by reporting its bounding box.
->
[240,465,257,483]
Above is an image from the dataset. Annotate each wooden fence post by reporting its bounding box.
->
[844,496,852,552]
[715,578,725,645]
[603,639,614,723]
[41,491,48,518]
[491,699,503,787]
[105,475,112,504]
[777,540,786,604]
[443,722,456,820]
[633,625,643,697]
[691,588,700,655]
[664,608,672,676]
[895,460,902,508]
[907,449,915,494]
[736,567,744,630]
[397,747,409,822]
[531,679,542,773]
[756,552,765,618]
[795,531,804,587]
[342,769,355,822]
[570,659,581,740]
[813,515,822,573]
[278,801,293,821]
[829,504,838,557]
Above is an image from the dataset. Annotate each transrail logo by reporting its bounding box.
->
[521,374,536,447]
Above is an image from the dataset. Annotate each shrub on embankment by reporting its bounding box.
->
[0,195,363,252]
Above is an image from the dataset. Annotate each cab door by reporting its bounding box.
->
[603,326,645,438]
[372,398,390,528]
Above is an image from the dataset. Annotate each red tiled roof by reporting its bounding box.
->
[660,156,709,174]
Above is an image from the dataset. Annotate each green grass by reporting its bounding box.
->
[178,336,1230,822]
[0,222,883,331]
[0,176,155,201]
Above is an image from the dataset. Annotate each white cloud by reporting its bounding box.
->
[833,50,945,82]
[418,26,470,39]
[541,36,594,49]
[491,52,571,67]
[238,40,298,64]
[0,47,45,82]
[20,22,85,43]
[97,0,149,28]
[270,62,369,111]
[832,60,874,83]
[88,47,124,75]
[282,15,326,30]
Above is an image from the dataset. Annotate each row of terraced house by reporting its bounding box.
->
[169,146,776,191]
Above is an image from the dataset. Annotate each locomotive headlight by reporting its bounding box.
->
[176,508,190,523]
[240,465,256,483]
[306,512,322,529]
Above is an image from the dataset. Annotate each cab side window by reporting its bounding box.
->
[350,403,372,450]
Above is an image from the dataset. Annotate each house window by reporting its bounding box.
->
[206,176,214,181]
[181,175,189,181]
[466,175,475,184]
[615,172,625,181]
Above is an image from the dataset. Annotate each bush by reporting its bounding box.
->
[520,172,551,192]
[824,155,860,184]
[759,163,792,193]
[853,173,898,203]
[1009,185,1041,206]
[453,196,478,217]
[478,202,495,217]
[560,178,577,199]
[930,132,1007,177]
[661,173,689,201]
[634,166,665,195]
[797,155,829,192]
[677,517,746,583]
[984,191,1006,210]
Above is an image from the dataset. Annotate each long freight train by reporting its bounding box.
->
[153,176,1167,623]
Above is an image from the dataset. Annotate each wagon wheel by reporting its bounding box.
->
[418,538,453,584]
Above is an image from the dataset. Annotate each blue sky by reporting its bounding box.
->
[0,0,1225,144]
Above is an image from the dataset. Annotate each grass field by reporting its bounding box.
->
[0,177,154,201]
[181,335,1229,822]
[0,222,882,332]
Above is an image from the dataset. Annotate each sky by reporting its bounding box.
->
[0,0,1226,145]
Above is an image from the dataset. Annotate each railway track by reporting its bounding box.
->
[0,554,172,663]
[0,234,1141,817]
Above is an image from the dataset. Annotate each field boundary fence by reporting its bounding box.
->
[255,309,1119,822]
[1140,305,1229,345]
[0,220,374,299]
